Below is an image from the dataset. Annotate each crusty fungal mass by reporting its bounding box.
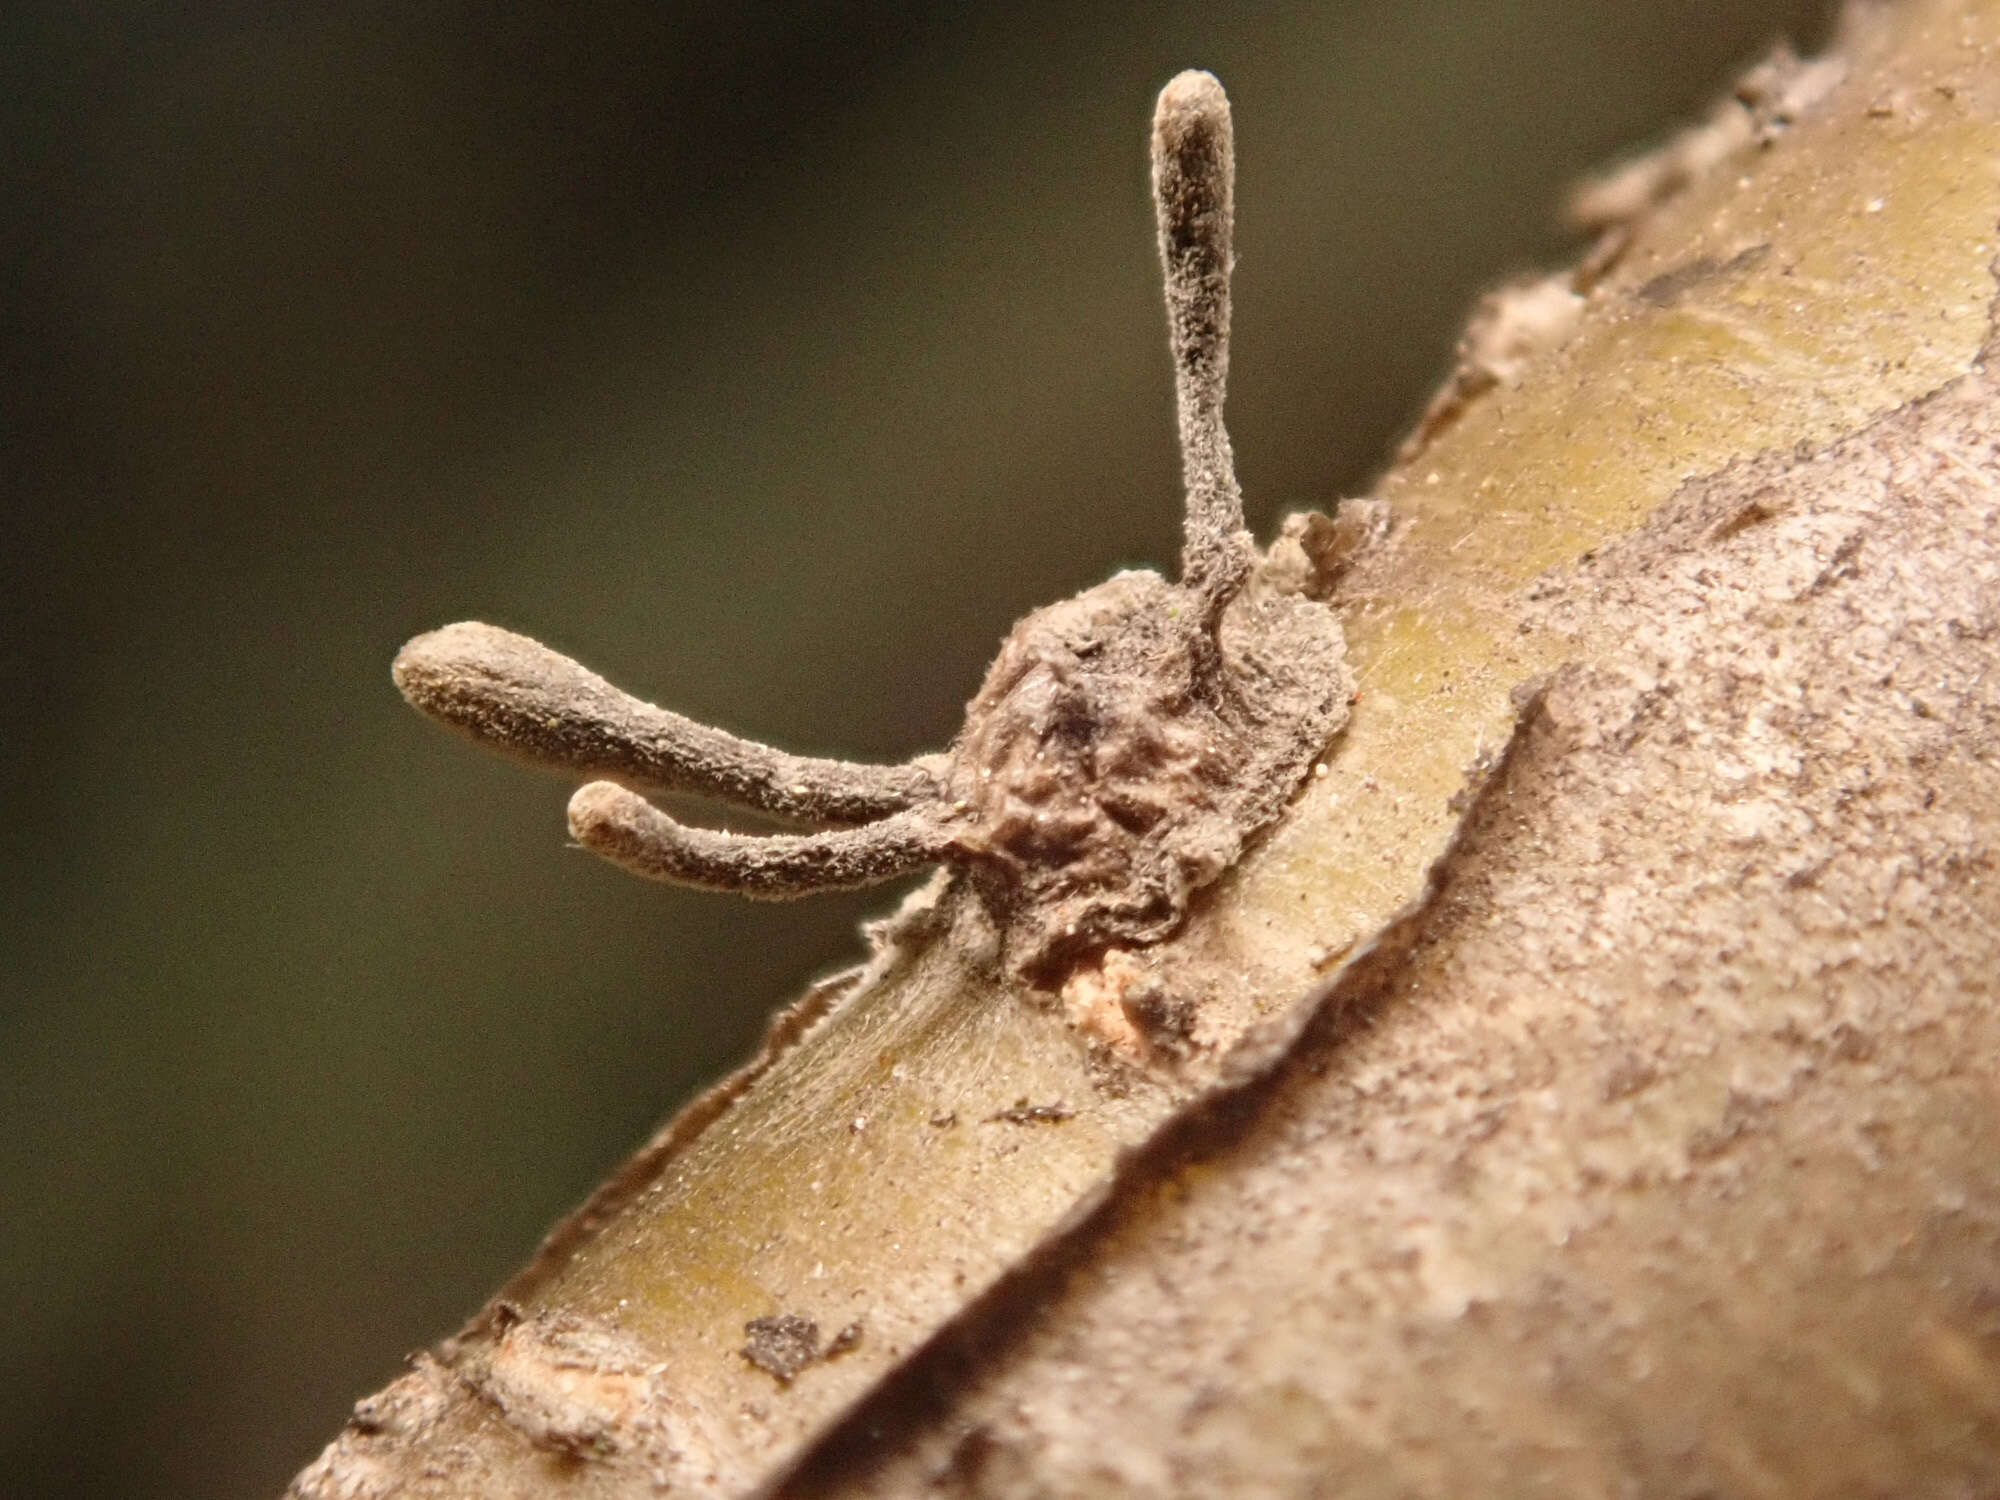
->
[940,569,1345,979]
[393,69,1352,984]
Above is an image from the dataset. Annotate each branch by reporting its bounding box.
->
[291,4,2000,1494]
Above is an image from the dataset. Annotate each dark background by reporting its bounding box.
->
[4,3,1831,1495]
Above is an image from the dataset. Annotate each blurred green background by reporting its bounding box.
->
[5,3,1831,1494]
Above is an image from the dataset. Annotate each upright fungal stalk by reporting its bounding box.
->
[1153,70,1253,625]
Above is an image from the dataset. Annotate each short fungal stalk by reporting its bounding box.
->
[394,71,1350,982]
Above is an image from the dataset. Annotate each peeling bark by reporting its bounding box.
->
[291,3,2000,1495]
[788,316,2000,1500]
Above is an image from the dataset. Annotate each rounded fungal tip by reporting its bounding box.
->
[391,626,452,698]
[1155,69,1228,127]
[393,620,584,708]
[391,620,496,701]
[393,618,488,670]
[567,778,639,841]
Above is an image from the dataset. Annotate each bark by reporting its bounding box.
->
[290,3,2000,1494]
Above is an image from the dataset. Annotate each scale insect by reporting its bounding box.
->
[394,71,1352,984]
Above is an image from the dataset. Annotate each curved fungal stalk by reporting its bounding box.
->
[393,621,933,827]
[566,783,947,897]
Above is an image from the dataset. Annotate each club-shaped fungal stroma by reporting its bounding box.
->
[394,71,1351,984]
